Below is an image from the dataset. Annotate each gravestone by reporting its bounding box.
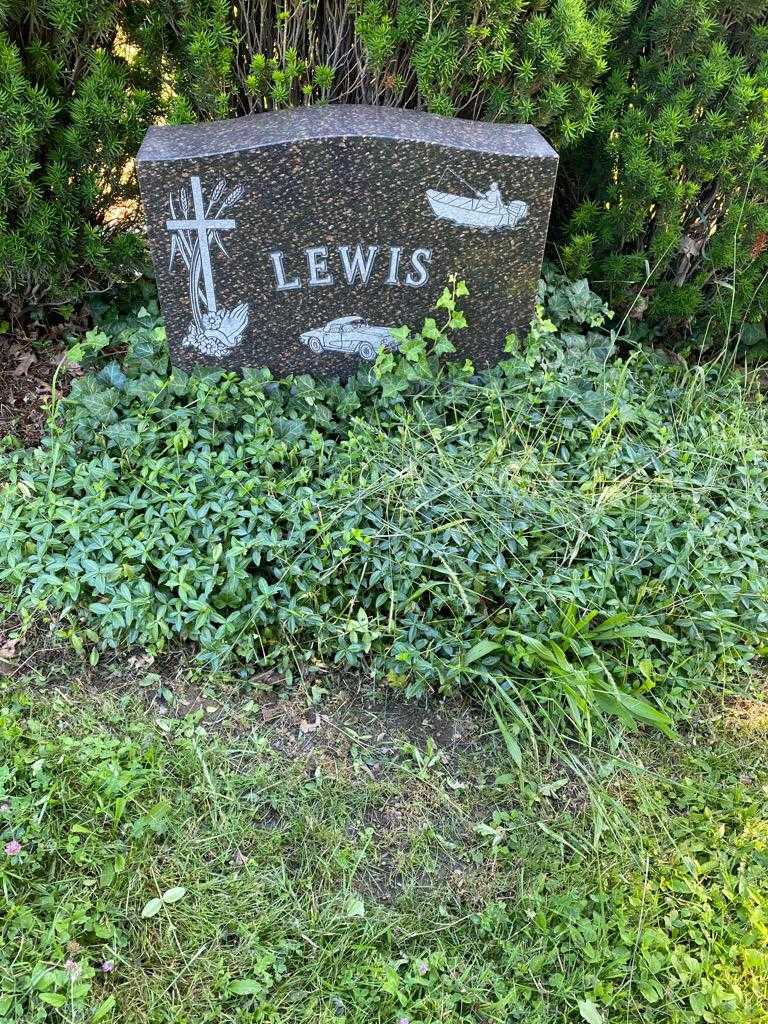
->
[137,105,557,378]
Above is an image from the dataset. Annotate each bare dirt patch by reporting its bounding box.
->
[0,311,95,445]
[0,339,65,446]
[2,636,488,765]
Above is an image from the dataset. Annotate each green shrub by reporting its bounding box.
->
[0,2,160,313]
[158,0,633,147]
[561,0,768,352]
[2,274,767,738]
[3,2,765,352]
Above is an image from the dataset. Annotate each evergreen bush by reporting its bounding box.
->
[561,0,768,351]
[0,2,160,313]
[158,0,633,148]
[2,1,765,351]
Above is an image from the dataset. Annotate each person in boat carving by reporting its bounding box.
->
[425,170,529,229]
[479,181,503,212]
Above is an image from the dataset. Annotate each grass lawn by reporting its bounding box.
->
[2,650,767,1024]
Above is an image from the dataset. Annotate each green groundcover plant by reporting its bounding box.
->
[2,272,767,739]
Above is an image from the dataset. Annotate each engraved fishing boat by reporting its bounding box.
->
[426,173,528,230]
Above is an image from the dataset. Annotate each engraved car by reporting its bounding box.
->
[300,316,399,361]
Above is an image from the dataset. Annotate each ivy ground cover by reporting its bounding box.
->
[1,275,768,739]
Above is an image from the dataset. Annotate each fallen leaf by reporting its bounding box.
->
[128,653,154,669]
[140,897,163,919]
[0,640,17,661]
[161,886,186,904]
[12,351,37,376]
[229,979,263,996]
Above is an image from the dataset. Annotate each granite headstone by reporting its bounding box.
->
[137,105,557,377]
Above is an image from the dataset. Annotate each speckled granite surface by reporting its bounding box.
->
[137,104,558,378]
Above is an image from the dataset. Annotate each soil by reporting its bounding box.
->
[0,636,487,764]
[0,336,75,447]
[0,298,101,445]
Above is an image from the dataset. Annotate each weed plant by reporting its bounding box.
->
[2,273,767,740]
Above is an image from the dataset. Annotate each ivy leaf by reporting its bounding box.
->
[421,317,442,340]
[434,335,456,356]
[99,361,127,391]
[435,286,455,311]
[388,325,409,341]
[577,999,604,1024]
[104,421,139,452]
